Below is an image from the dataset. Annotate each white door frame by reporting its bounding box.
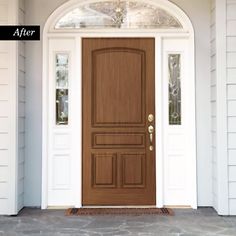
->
[42,0,196,209]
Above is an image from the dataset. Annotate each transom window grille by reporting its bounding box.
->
[55,1,182,29]
[168,54,181,125]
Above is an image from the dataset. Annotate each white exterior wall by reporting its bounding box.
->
[0,0,13,215]
[210,0,236,215]
[227,0,236,215]
[18,0,26,211]
[0,0,24,215]
[210,0,218,212]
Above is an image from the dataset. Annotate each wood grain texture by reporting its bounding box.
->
[92,133,145,148]
[82,38,156,205]
[121,153,145,188]
[92,48,145,126]
[92,153,117,188]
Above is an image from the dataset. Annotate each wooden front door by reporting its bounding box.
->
[82,38,156,205]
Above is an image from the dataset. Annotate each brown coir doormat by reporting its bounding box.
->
[66,208,174,216]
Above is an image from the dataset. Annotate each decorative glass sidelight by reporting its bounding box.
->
[55,1,182,29]
[55,53,69,125]
[168,54,181,125]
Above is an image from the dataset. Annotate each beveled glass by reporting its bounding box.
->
[55,53,69,125]
[55,1,182,29]
[168,54,181,125]
[56,54,69,88]
[56,89,69,125]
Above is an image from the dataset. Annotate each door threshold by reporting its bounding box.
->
[82,205,157,208]
[47,205,191,209]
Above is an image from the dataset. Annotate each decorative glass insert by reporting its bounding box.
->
[56,54,69,88]
[168,54,181,125]
[55,54,69,125]
[55,1,182,29]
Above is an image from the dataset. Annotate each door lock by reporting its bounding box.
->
[148,125,154,151]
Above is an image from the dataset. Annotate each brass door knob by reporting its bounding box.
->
[148,114,154,122]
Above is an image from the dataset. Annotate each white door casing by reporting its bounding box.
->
[42,0,196,209]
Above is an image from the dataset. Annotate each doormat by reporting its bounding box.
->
[66,208,174,216]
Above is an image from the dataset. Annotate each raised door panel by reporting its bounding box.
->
[92,48,145,126]
[92,153,117,188]
[121,153,145,188]
[92,133,145,149]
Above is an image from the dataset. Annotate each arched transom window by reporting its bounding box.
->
[55,0,183,29]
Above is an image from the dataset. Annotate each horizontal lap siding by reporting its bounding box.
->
[227,0,236,215]
[211,0,218,211]
[0,0,23,215]
[0,0,12,215]
[18,0,25,211]
[0,0,10,214]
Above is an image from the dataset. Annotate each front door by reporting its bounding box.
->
[82,38,156,205]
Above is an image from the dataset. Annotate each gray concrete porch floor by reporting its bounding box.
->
[0,208,236,236]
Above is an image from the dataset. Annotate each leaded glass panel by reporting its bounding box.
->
[56,54,69,88]
[168,54,181,125]
[56,89,69,125]
[55,1,182,29]
[55,53,69,125]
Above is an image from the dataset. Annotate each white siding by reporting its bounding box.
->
[211,0,230,215]
[17,0,25,212]
[229,199,236,215]
[211,0,218,212]
[227,0,236,215]
[228,85,236,99]
[227,53,236,68]
[228,69,236,84]
[227,20,236,36]
[0,0,17,215]
[228,117,236,132]
[0,2,11,215]
[0,0,25,215]
[210,0,236,216]
[227,37,236,52]
[229,150,236,165]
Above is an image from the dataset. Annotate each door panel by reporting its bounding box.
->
[92,48,145,126]
[83,38,155,205]
[121,153,145,188]
[92,153,117,188]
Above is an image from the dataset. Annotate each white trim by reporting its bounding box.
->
[74,36,82,208]
[215,0,229,215]
[42,0,196,209]
[162,38,196,208]
[46,32,191,38]
[155,35,164,208]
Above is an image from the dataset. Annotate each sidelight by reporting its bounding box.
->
[55,53,69,125]
[168,54,181,125]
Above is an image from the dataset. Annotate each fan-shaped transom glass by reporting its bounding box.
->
[55,1,183,29]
